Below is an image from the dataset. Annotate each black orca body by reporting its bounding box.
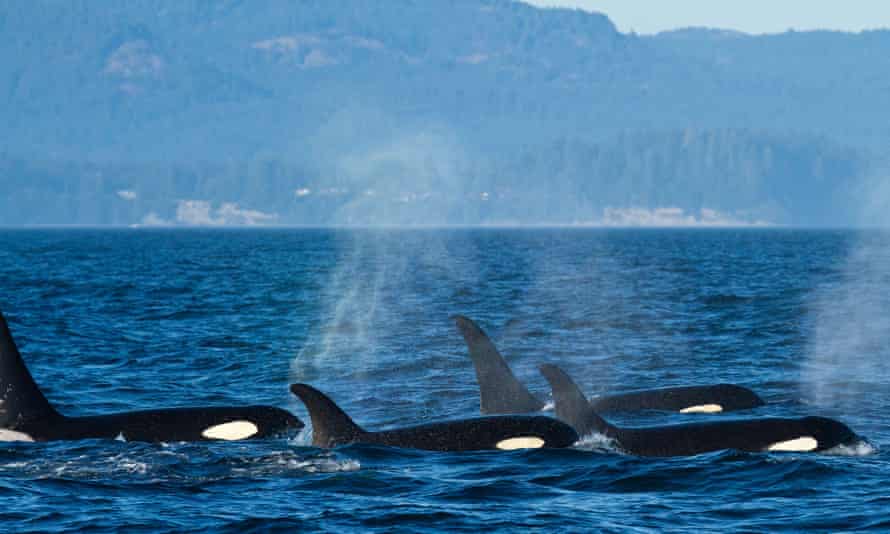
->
[540,364,861,457]
[1,310,303,442]
[453,315,764,414]
[586,383,764,413]
[290,383,578,452]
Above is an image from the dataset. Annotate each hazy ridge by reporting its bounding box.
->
[2,0,887,226]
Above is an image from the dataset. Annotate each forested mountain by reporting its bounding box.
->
[0,1,886,225]
[2,129,864,226]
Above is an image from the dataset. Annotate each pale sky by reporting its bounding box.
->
[522,0,890,35]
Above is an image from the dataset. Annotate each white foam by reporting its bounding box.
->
[288,458,361,473]
[201,421,259,441]
[680,404,724,414]
[824,440,877,457]
[496,436,546,450]
[766,437,819,452]
[45,453,151,478]
[225,450,362,476]
[574,432,621,453]
[541,401,555,412]
[287,426,313,447]
[118,460,149,475]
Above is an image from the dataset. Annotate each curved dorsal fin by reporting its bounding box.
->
[0,310,59,428]
[289,383,364,447]
[539,364,611,436]
[452,315,545,414]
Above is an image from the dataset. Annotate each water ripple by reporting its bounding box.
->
[0,229,888,532]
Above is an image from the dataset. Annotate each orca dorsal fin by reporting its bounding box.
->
[539,364,611,437]
[452,315,545,414]
[0,310,59,428]
[289,384,364,448]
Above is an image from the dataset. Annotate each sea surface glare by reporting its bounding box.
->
[0,229,888,532]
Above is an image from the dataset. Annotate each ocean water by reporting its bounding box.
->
[0,228,888,532]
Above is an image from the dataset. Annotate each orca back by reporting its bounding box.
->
[541,364,861,457]
[290,383,578,451]
[368,416,579,452]
[40,406,303,442]
[2,308,303,443]
[589,383,765,413]
[608,416,860,457]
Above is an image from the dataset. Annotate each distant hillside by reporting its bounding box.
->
[0,1,886,225]
[1,129,865,226]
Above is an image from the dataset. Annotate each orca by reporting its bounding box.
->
[0,309,303,442]
[453,315,764,414]
[539,364,861,457]
[289,383,578,452]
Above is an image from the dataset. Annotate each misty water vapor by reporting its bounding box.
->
[289,231,469,388]
[302,108,476,226]
[803,174,890,420]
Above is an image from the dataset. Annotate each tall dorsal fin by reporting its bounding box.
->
[539,364,611,437]
[452,315,545,414]
[289,383,364,448]
[0,310,59,428]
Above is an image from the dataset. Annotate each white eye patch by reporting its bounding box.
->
[767,437,818,452]
[496,436,546,450]
[679,404,723,414]
[201,421,259,441]
[0,429,35,442]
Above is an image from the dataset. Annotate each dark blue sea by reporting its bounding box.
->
[1,229,888,532]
